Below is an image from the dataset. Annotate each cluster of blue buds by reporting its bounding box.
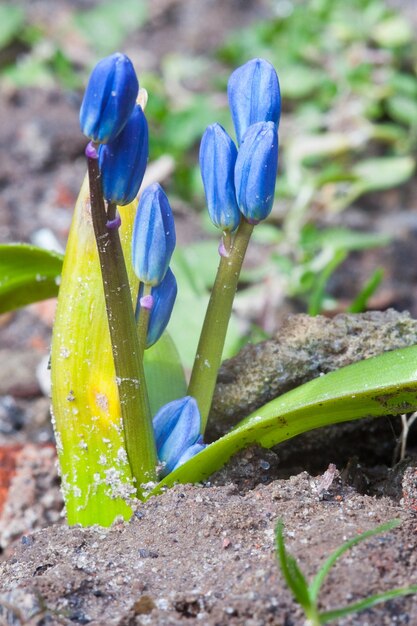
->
[80,52,148,207]
[200,58,281,228]
[81,53,203,475]
[153,396,205,477]
[80,53,178,359]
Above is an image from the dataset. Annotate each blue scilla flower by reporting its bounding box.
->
[153,396,205,476]
[136,268,177,348]
[199,123,240,232]
[98,104,148,206]
[80,52,139,144]
[132,183,176,286]
[234,121,279,223]
[227,58,281,146]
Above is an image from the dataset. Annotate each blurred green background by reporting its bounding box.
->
[1,0,417,365]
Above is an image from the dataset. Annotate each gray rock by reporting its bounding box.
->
[0,350,42,398]
[210,310,417,435]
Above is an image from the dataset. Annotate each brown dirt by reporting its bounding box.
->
[1,470,417,626]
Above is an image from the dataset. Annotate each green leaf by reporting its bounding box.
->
[0,244,63,314]
[280,65,326,99]
[0,5,24,49]
[170,246,242,368]
[307,249,347,316]
[275,520,312,611]
[144,332,187,416]
[386,96,417,128]
[309,520,401,602]
[319,585,417,624]
[348,268,384,313]
[74,0,148,55]
[372,15,413,48]
[352,157,416,193]
[310,228,390,253]
[150,345,417,494]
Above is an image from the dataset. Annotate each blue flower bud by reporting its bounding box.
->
[98,105,148,206]
[173,437,206,471]
[199,123,240,232]
[80,52,139,144]
[136,268,177,347]
[132,183,176,286]
[234,121,278,223]
[227,58,281,146]
[153,396,205,475]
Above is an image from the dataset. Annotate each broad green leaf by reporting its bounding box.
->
[0,244,63,314]
[310,520,401,602]
[170,246,242,368]
[144,332,187,415]
[150,345,417,494]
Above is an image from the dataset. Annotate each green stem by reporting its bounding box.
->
[188,218,254,431]
[304,609,322,626]
[136,282,152,360]
[86,147,157,495]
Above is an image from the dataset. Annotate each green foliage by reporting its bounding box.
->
[0,244,63,314]
[2,0,416,316]
[239,225,389,317]
[151,345,417,492]
[0,5,24,49]
[275,519,417,625]
[74,0,148,55]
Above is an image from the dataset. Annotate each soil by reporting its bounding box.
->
[2,471,417,626]
[1,0,417,625]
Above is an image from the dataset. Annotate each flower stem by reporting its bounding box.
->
[188,218,254,431]
[86,144,157,495]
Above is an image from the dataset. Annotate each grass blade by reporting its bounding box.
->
[275,520,312,611]
[319,585,417,623]
[309,519,401,601]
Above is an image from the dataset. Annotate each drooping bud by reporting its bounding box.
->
[136,268,177,348]
[153,396,205,476]
[132,183,176,286]
[80,53,139,144]
[234,121,278,223]
[98,104,148,206]
[173,437,206,470]
[227,58,281,146]
[199,123,240,232]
